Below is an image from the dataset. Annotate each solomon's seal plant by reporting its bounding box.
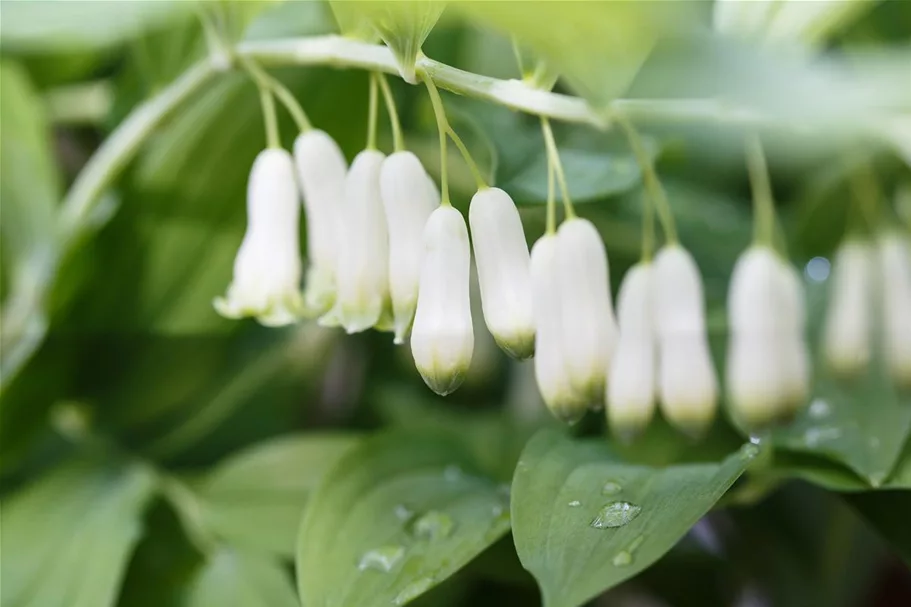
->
[2,2,910,607]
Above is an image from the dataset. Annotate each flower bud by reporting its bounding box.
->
[823,240,874,376]
[531,234,588,423]
[879,232,911,387]
[214,148,304,326]
[726,246,789,428]
[410,206,474,395]
[294,130,347,316]
[607,263,657,439]
[469,187,535,359]
[379,151,438,344]
[555,218,618,406]
[653,245,718,435]
[331,149,390,333]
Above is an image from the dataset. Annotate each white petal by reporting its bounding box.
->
[410,206,474,395]
[653,245,717,433]
[879,232,911,386]
[214,148,303,326]
[607,263,657,437]
[775,258,811,411]
[294,130,347,316]
[469,187,535,359]
[380,151,437,344]
[531,234,588,423]
[726,334,788,428]
[658,335,718,435]
[823,240,874,375]
[555,218,618,405]
[332,149,389,333]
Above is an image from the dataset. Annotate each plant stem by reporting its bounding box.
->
[447,127,487,191]
[745,134,777,248]
[243,58,312,132]
[540,117,575,220]
[259,86,280,149]
[423,75,451,206]
[366,71,379,151]
[375,72,404,152]
[615,111,678,245]
[641,190,655,262]
[546,156,556,235]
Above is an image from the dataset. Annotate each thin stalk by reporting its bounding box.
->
[447,127,487,191]
[511,36,526,78]
[614,111,678,244]
[241,57,312,132]
[423,75,451,206]
[366,70,379,151]
[745,134,777,248]
[546,154,557,235]
[375,72,404,152]
[259,86,280,148]
[540,117,575,220]
[847,160,882,233]
[641,189,655,262]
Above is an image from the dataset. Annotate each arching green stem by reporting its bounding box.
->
[615,112,678,245]
[540,117,575,220]
[375,72,404,152]
[546,155,557,235]
[423,75,451,206]
[259,86,280,149]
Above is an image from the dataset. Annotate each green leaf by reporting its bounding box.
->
[0,60,61,384]
[457,3,693,107]
[328,1,381,42]
[353,1,446,83]
[0,0,195,52]
[296,431,511,607]
[184,549,298,607]
[511,429,756,607]
[0,457,157,607]
[197,433,360,557]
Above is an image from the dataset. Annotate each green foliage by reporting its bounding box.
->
[1,1,909,606]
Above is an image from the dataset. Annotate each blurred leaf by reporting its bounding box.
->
[0,457,157,606]
[328,0,381,42]
[350,1,446,83]
[196,433,359,557]
[763,0,878,47]
[296,432,511,607]
[511,430,756,607]
[0,0,195,53]
[772,450,872,492]
[184,548,298,607]
[458,2,694,107]
[0,60,61,385]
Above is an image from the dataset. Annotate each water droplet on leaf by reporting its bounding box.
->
[612,535,644,566]
[601,481,622,495]
[568,500,582,507]
[411,510,454,540]
[803,426,841,447]
[358,545,405,572]
[808,399,831,419]
[590,501,642,529]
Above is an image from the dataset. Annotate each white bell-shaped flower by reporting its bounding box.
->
[555,218,618,406]
[653,245,718,435]
[469,187,535,360]
[607,262,657,439]
[330,149,390,334]
[726,246,790,427]
[530,234,588,423]
[823,240,874,376]
[294,130,347,316]
[410,206,474,395]
[879,232,911,387]
[775,257,811,413]
[379,151,437,344]
[214,148,304,326]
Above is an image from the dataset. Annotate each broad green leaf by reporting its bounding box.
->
[197,433,360,557]
[296,432,511,607]
[184,548,298,607]
[351,1,446,83]
[0,0,195,52]
[0,60,61,385]
[511,429,757,607]
[0,457,157,607]
[772,450,872,492]
[457,2,692,107]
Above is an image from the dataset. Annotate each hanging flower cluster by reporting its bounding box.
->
[214,66,910,440]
